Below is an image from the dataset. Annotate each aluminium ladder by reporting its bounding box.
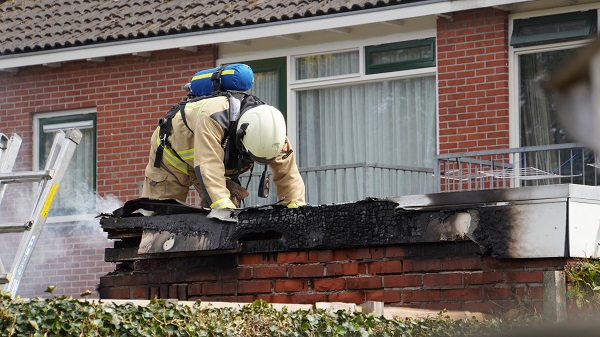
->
[0,128,82,298]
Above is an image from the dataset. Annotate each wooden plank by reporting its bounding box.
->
[106,230,143,240]
[89,299,313,312]
[104,247,140,262]
[138,229,235,254]
[41,298,496,321]
[316,302,357,313]
[194,301,313,312]
[362,301,384,316]
[104,246,241,263]
[543,270,567,322]
[89,299,179,307]
[383,307,493,321]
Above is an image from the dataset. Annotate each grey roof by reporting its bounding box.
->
[0,0,428,56]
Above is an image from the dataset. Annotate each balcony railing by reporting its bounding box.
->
[183,144,597,207]
[435,143,599,192]
[239,162,435,206]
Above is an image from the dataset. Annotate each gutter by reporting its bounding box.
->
[0,0,532,71]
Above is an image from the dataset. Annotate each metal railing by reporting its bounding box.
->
[435,143,600,192]
[240,162,435,206]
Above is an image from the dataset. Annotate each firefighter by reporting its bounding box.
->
[141,94,306,209]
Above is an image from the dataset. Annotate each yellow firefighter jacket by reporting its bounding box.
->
[142,95,305,208]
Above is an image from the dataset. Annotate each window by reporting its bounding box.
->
[245,57,287,116]
[297,77,436,203]
[293,41,436,204]
[518,48,581,147]
[512,10,597,147]
[296,50,359,80]
[511,9,598,185]
[511,10,597,47]
[365,38,436,74]
[35,110,96,219]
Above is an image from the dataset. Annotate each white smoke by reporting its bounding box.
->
[1,181,124,298]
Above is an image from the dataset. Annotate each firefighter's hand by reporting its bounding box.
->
[226,179,249,208]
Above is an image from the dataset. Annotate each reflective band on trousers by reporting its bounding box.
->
[211,197,235,209]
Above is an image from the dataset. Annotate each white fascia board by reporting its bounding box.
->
[0,0,533,70]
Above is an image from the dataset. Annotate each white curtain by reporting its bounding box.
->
[248,70,279,107]
[297,76,436,204]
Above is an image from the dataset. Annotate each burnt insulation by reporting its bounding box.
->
[101,198,476,254]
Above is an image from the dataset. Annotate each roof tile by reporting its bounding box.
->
[0,0,428,56]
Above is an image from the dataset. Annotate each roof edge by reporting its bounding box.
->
[0,0,532,71]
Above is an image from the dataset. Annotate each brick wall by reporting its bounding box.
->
[98,242,569,314]
[0,47,217,200]
[0,46,217,297]
[437,8,510,154]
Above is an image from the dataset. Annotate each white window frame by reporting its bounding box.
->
[289,48,436,151]
[291,48,362,85]
[33,107,97,223]
[508,4,600,148]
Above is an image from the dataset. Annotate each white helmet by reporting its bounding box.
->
[236,105,286,164]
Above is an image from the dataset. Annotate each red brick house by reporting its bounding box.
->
[1,0,599,312]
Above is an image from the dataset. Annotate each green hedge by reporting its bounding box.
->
[566,258,600,313]
[0,293,539,337]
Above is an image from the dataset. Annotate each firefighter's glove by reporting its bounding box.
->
[226,179,249,208]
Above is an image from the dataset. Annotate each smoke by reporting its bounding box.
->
[1,181,125,298]
[42,181,122,248]
[0,182,37,222]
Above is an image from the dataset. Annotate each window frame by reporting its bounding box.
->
[33,108,97,223]
[365,38,436,74]
[289,48,362,87]
[511,10,597,48]
[293,49,361,82]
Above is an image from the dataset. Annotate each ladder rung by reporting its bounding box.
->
[0,170,54,183]
[0,273,10,284]
[0,222,30,233]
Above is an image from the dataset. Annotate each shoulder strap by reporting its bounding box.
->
[178,101,193,134]
[153,103,180,168]
[153,95,197,168]
[210,64,228,93]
